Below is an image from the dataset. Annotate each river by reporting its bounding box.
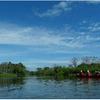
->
[0,76,100,99]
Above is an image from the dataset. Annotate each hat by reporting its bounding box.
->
[81,70,82,72]
[87,70,89,72]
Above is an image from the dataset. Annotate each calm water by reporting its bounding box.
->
[0,76,100,99]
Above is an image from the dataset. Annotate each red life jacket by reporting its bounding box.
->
[88,72,91,76]
[81,72,84,75]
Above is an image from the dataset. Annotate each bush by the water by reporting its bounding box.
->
[32,57,100,77]
[0,62,27,77]
[1,56,100,78]
[33,63,100,77]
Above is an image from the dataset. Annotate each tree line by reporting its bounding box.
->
[0,62,27,77]
[1,56,100,77]
[32,56,100,77]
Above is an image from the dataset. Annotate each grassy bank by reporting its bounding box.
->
[0,74,17,77]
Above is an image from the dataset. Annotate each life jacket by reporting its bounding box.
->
[88,72,91,76]
[81,72,84,75]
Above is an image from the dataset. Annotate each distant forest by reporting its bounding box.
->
[30,56,100,77]
[0,56,100,77]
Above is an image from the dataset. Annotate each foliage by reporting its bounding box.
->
[0,74,17,77]
[34,56,100,77]
[0,62,27,77]
[1,56,100,78]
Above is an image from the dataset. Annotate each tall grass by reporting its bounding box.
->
[0,74,17,77]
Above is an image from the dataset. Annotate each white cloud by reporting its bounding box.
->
[22,58,71,70]
[47,49,88,54]
[34,2,72,17]
[82,20,87,24]
[79,21,100,32]
[0,51,27,57]
[86,35,100,41]
[87,23,100,31]
[26,59,70,64]
[0,21,99,57]
[24,63,40,71]
[0,22,85,49]
[87,1,100,4]
[1,21,100,69]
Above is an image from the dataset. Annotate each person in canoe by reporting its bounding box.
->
[80,70,84,76]
[95,70,100,75]
[87,70,91,76]
[76,70,84,76]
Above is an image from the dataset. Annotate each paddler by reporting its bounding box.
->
[80,70,84,76]
[87,70,91,76]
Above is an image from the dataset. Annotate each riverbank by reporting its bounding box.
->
[0,74,17,77]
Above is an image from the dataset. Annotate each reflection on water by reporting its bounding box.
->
[0,76,100,99]
[77,77,100,86]
[0,77,25,87]
[0,77,25,99]
[78,78,92,85]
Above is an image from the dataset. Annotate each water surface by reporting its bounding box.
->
[0,76,100,99]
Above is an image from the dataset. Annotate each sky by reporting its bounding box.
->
[0,1,100,70]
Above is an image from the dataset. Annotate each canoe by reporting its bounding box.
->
[76,74,100,78]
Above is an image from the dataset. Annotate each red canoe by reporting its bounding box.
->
[76,74,100,78]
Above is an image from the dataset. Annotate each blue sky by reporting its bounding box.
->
[0,1,100,70]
